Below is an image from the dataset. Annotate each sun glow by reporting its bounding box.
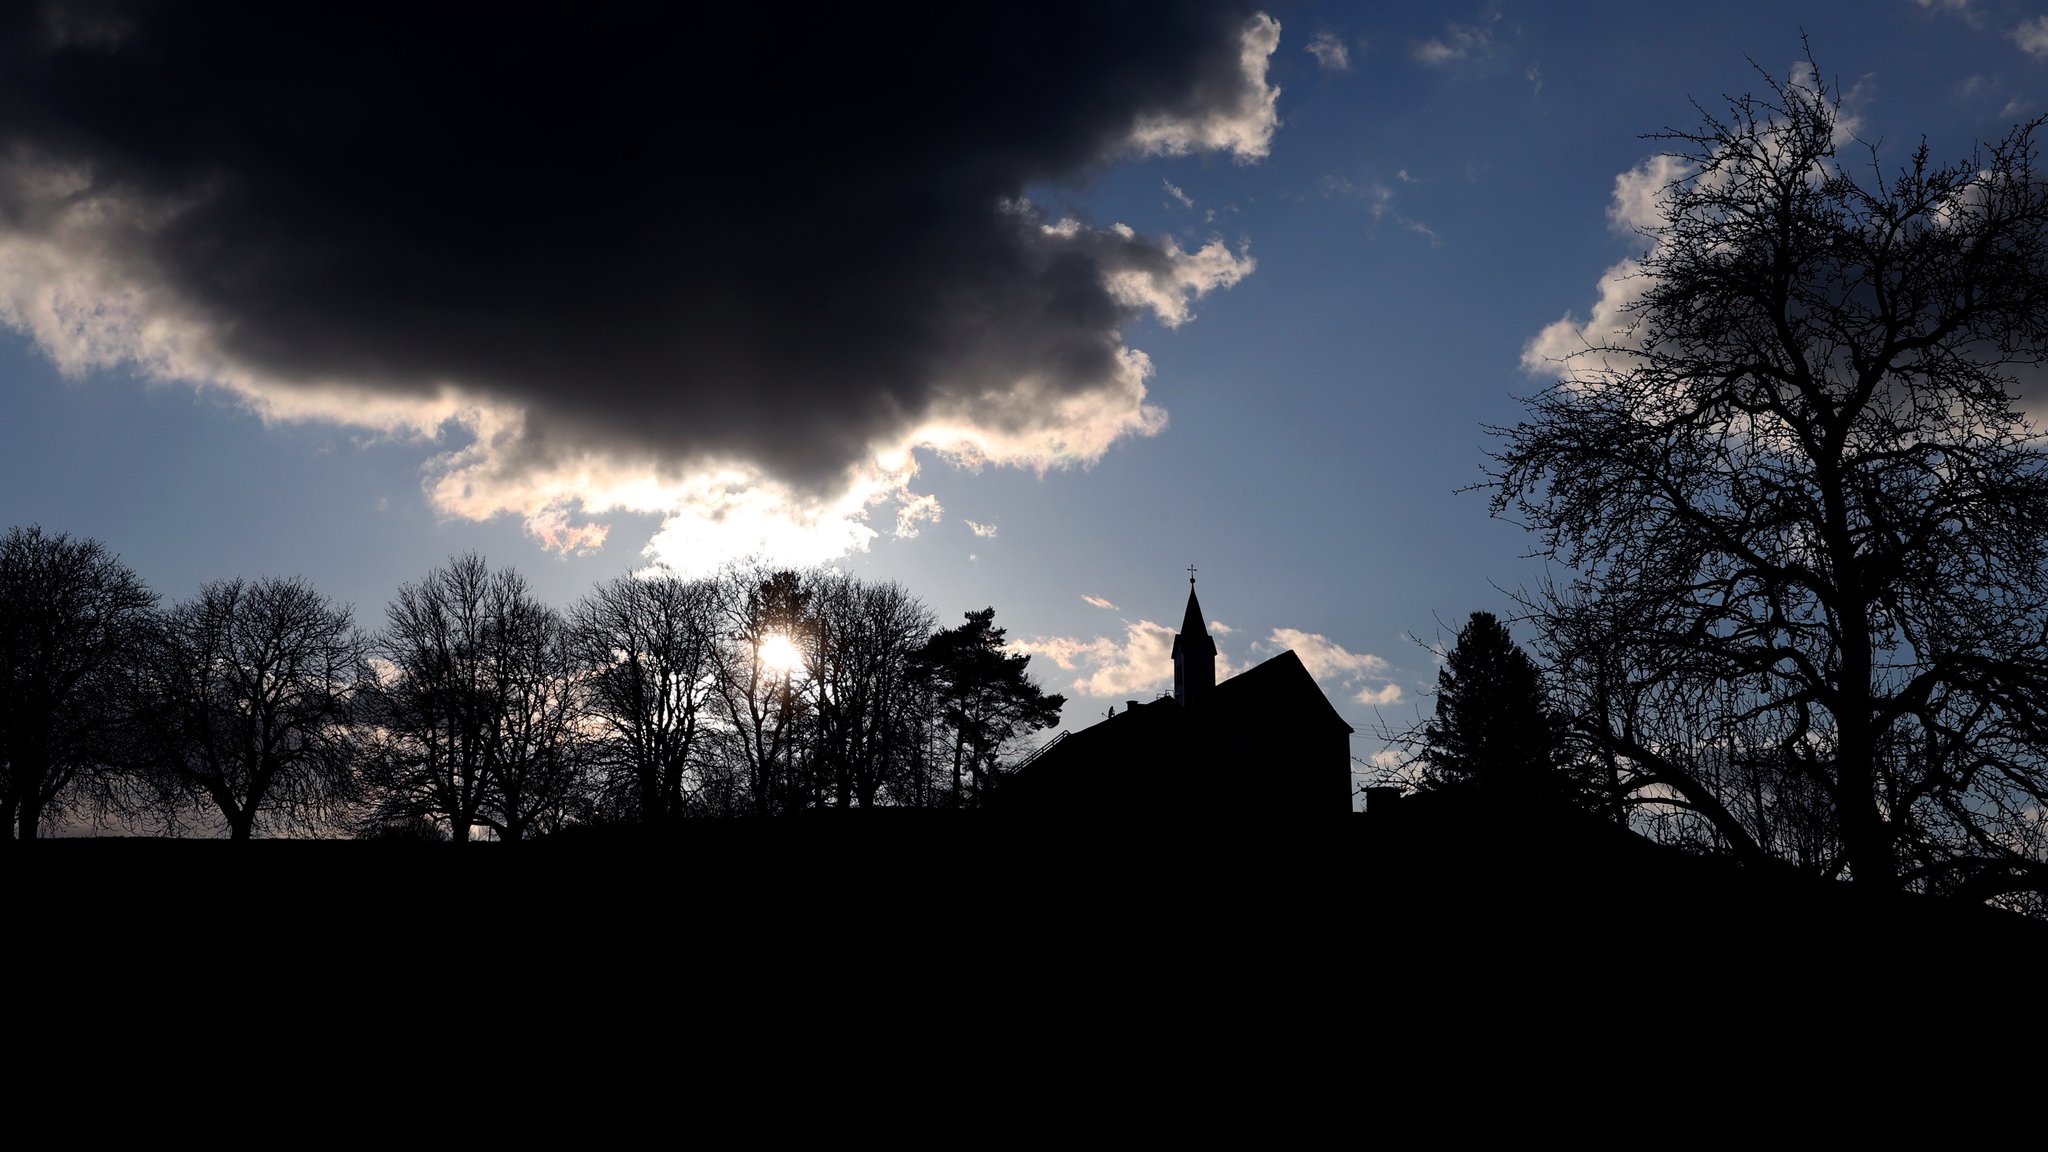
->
[757,633,804,675]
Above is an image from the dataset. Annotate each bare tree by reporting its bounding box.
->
[362,554,587,842]
[0,526,157,839]
[571,572,721,825]
[807,574,935,809]
[710,567,816,816]
[477,590,587,842]
[137,576,365,839]
[1498,60,2048,903]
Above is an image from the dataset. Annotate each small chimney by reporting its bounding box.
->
[1125,700,1140,714]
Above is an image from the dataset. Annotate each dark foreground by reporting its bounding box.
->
[20,794,2038,984]
[15,796,2044,1116]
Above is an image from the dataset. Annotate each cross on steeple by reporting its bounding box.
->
[1172,568,1216,706]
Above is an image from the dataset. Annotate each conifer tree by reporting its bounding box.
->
[1419,612,1564,800]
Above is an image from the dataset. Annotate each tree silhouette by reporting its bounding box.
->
[712,567,816,816]
[0,526,156,839]
[1496,59,2048,901]
[1418,612,1568,802]
[361,554,587,842]
[913,607,1063,808]
[572,572,721,826]
[806,574,935,810]
[137,576,365,839]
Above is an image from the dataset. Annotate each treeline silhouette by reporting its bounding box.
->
[0,525,1062,841]
[1368,60,2048,922]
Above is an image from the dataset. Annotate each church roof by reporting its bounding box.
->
[1001,578,1354,815]
[1017,648,1353,770]
[1170,584,1216,659]
[1211,649,1353,734]
[1000,645,1354,814]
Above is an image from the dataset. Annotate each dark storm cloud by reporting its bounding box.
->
[0,2,1276,493]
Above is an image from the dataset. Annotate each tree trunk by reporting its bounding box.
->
[18,792,45,840]
[662,762,683,826]
[641,764,662,826]
[1833,668,1895,890]
[1830,544,1896,890]
[950,731,966,810]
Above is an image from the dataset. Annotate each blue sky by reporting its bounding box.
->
[3,0,2043,770]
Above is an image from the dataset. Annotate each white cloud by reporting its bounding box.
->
[1306,32,1350,72]
[525,505,611,555]
[1266,628,1388,679]
[1128,13,1282,162]
[1163,180,1194,209]
[1082,594,1118,610]
[2016,16,2048,59]
[894,492,943,538]
[1101,236,1257,328]
[1607,153,1694,234]
[1522,259,1651,388]
[966,519,998,538]
[1915,0,1983,21]
[1258,627,1400,708]
[1014,620,1180,699]
[1409,21,1492,66]
[1020,617,1404,710]
[1364,182,1394,220]
[1525,63,1861,393]
[1519,154,1700,382]
[1033,209,1256,331]
[1318,175,1437,245]
[1355,683,1404,706]
[1015,615,1249,699]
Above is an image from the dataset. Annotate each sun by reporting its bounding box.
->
[757,633,804,675]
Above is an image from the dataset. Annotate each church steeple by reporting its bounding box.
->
[1171,566,1216,707]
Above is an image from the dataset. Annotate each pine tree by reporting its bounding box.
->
[912,608,1063,809]
[1419,612,1563,799]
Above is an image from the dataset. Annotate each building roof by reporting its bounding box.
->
[1001,646,1354,814]
[1170,584,1215,661]
[1208,649,1353,734]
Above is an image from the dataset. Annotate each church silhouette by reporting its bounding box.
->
[1003,573,1354,816]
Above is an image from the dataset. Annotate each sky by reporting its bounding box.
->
[5,0,2047,789]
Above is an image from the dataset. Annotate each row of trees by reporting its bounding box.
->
[0,530,1063,840]
[1398,58,2048,914]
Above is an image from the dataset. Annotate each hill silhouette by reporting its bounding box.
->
[26,797,2038,992]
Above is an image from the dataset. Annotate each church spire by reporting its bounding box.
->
[1171,566,1216,707]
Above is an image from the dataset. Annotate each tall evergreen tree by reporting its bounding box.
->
[1419,612,1564,800]
[913,608,1063,809]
